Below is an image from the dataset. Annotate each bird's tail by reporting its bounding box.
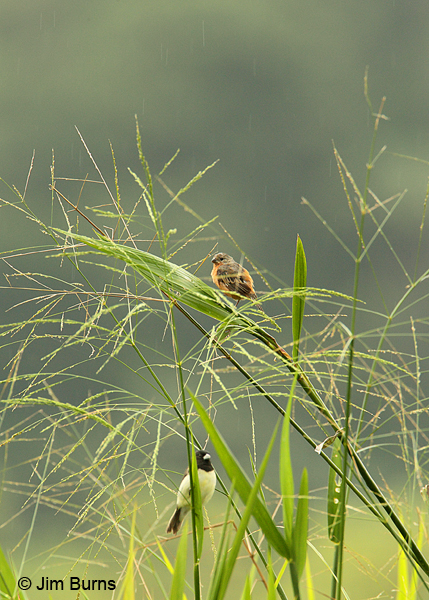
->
[251,293,265,314]
[236,293,266,315]
[166,508,182,534]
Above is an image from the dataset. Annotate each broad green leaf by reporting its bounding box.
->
[0,543,17,600]
[192,394,289,558]
[292,235,307,361]
[169,522,188,600]
[56,229,245,323]
[327,438,342,544]
[293,468,309,580]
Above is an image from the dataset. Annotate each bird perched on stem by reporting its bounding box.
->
[211,252,264,312]
[166,449,216,534]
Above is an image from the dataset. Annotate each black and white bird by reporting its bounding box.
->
[166,449,216,534]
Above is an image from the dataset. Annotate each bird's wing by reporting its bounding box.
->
[217,264,255,297]
[176,473,191,509]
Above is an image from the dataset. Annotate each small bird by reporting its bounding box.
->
[211,252,263,311]
[166,449,216,534]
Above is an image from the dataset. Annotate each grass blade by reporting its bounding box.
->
[121,506,136,600]
[293,468,309,580]
[215,422,281,600]
[240,572,253,600]
[192,394,289,558]
[0,543,18,600]
[292,235,307,362]
[280,377,297,550]
[267,551,276,600]
[207,489,234,600]
[327,438,342,544]
[169,522,189,600]
[56,229,241,322]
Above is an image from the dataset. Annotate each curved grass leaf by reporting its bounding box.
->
[55,229,244,323]
[192,394,289,558]
[57,229,338,427]
[214,422,280,600]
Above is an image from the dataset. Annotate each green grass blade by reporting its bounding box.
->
[169,522,188,600]
[56,229,242,322]
[122,507,136,600]
[216,422,280,600]
[280,377,297,550]
[207,489,234,600]
[292,235,307,361]
[0,543,18,600]
[192,394,289,558]
[267,550,276,600]
[327,438,342,544]
[397,546,411,600]
[240,572,253,600]
[293,468,309,580]
[305,558,315,600]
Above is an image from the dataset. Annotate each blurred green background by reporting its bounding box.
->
[1,1,429,598]
[3,0,429,282]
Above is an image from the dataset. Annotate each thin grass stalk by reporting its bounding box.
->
[168,308,201,600]
[8,181,188,426]
[355,269,429,442]
[139,155,204,596]
[290,562,300,600]
[413,177,429,283]
[331,544,340,600]
[334,94,387,600]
